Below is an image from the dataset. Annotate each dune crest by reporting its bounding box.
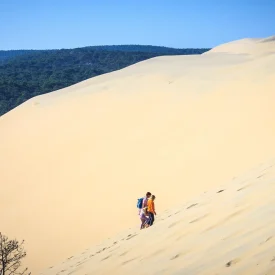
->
[259,35,275,43]
[0,36,275,273]
[205,35,275,55]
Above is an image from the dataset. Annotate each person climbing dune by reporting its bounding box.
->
[137,192,151,214]
[147,195,156,226]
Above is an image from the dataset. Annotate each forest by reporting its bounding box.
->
[0,45,210,115]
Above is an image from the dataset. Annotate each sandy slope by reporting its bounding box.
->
[41,160,275,275]
[0,36,275,273]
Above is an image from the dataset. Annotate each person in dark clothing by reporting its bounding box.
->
[147,195,156,226]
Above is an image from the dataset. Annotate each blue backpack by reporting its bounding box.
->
[137,197,144,209]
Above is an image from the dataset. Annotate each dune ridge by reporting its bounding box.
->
[0,36,275,273]
[205,35,275,55]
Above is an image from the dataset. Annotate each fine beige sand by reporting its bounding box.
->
[0,36,275,274]
[41,160,275,275]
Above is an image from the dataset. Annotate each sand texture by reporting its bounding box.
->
[41,160,275,275]
[0,36,275,273]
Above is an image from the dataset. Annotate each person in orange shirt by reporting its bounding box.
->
[147,195,156,226]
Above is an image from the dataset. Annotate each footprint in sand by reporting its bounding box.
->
[257,173,266,179]
[170,254,180,260]
[101,255,112,261]
[186,203,198,209]
[260,236,273,245]
[122,258,137,265]
[96,248,107,254]
[226,258,240,267]
[237,182,254,191]
[126,234,137,240]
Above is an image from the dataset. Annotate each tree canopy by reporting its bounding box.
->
[0,45,210,116]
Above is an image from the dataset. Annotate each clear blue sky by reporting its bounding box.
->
[0,0,274,50]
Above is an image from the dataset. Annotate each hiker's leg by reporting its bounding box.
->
[148,212,153,226]
[143,217,148,228]
[140,218,145,229]
[148,213,151,226]
[145,217,149,228]
[151,213,155,225]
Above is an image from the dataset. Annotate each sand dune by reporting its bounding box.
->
[1,36,275,273]
[41,160,275,275]
[205,35,275,55]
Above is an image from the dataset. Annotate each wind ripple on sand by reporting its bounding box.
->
[41,160,275,275]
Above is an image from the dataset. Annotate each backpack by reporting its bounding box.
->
[137,197,144,209]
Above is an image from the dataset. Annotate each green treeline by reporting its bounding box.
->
[0,46,210,115]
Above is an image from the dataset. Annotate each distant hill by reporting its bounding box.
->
[0,45,208,63]
[0,45,210,115]
[84,45,208,55]
[0,50,44,64]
